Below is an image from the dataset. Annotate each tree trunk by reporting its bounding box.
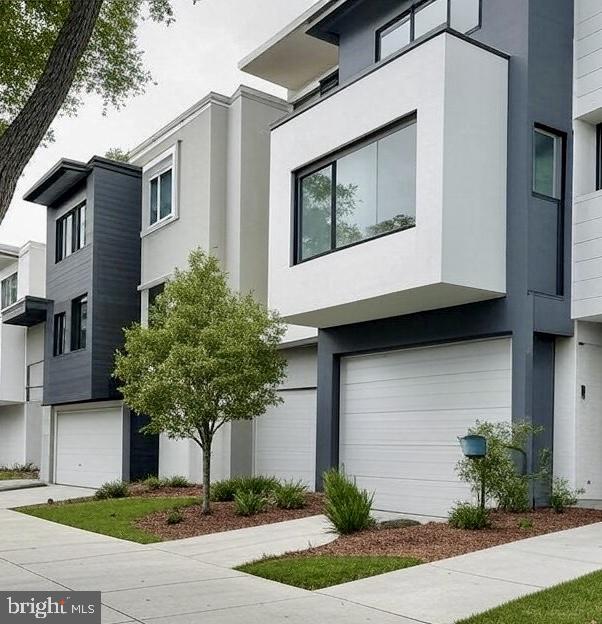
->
[201,437,212,514]
[0,0,104,220]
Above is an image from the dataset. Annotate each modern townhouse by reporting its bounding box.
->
[240,0,574,516]
[0,241,46,469]
[127,86,293,484]
[23,157,148,487]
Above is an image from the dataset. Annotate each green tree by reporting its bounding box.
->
[0,0,175,220]
[104,147,130,163]
[114,250,287,514]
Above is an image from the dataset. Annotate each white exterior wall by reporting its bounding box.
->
[575,0,602,121]
[268,34,508,328]
[0,404,26,466]
[130,88,290,482]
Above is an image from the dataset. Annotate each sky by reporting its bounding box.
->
[1,0,316,247]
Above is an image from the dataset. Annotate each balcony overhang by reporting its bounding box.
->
[2,296,52,327]
[238,0,344,90]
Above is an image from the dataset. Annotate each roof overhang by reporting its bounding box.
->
[239,0,348,90]
[0,244,19,272]
[2,296,52,327]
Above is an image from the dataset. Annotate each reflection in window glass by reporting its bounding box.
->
[450,0,480,33]
[414,0,447,39]
[533,129,562,199]
[159,170,172,220]
[378,15,411,60]
[150,177,158,224]
[300,166,333,260]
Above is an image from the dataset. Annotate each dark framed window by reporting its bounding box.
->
[148,283,165,308]
[295,116,417,263]
[376,0,481,61]
[596,124,602,191]
[53,313,66,356]
[56,202,86,262]
[533,127,563,200]
[1,273,18,309]
[149,169,173,225]
[71,294,88,351]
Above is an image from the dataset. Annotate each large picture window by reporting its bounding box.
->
[296,117,417,263]
[56,202,86,262]
[71,294,88,351]
[1,273,17,309]
[376,0,481,61]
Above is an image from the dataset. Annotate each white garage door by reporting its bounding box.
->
[340,338,512,517]
[55,406,123,488]
[254,389,316,488]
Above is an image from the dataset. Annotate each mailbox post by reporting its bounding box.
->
[459,434,488,509]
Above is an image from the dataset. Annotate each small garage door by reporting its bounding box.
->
[55,406,123,488]
[340,338,512,517]
[254,389,317,487]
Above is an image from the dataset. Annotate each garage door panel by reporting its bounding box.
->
[340,338,512,517]
[55,408,123,488]
[254,389,316,488]
[341,407,511,445]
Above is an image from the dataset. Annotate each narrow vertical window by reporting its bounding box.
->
[596,123,602,192]
[53,313,66,356]
[533,127,563,199]
[149,169,173,225]
[71,294,88,351]
[1,273,18,309]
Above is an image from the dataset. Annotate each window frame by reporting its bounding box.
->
[142,143,179,235]
[56,201,86,263]
[1,272,18,310]
[70,294,88,352]
[532,125,564,201]
[53,312,66,356]
[375,0,482,62]
[149,167,174,226]
[294,113,417,265]
[596,123,602,192]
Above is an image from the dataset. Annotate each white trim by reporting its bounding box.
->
[138,274,172,292]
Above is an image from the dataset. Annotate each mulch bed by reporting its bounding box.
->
[302,507,602,562]
[134,492,325,540]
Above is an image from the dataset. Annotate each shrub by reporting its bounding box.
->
[164,475,191,488]
[273,480,307,509]
[323,469,374,535]
[550,478,584,513]
[518,517,533,529]
[234,490,267,516]
[142,476,163,490]
[448,502,490,530]
[210,475,280,502]
[456,420,549,512]
[94,480,129,500]
[166,507,184,525]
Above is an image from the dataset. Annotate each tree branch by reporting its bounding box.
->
[0,0,104,220]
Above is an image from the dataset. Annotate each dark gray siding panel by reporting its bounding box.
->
[91,167,141,399]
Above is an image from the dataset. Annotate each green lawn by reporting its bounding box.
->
[457,570,602,623]
[18,497,198,543]
[237,555,422,590]
[0,470,37,480]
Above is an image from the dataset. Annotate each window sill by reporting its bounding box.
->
[141,213,178,238]
[55,244,87,265]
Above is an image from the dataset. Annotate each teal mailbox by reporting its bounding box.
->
[459,434,487,459]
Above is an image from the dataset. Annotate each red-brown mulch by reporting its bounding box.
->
[134,492,325,540]
[302,507,602,562]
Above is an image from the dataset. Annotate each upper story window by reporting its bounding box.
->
[1,273,17,309]
[56,202,86,262]
[376,0,481,61]
[71,294,88,351]
[296,116,417,263]
[149,169,173,225]
[596,123,602,192]
[533,127,563,200]
[53,312,66,356]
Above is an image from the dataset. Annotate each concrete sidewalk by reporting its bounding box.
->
[0,483,95,508]
[1,485,601,623]
[0,479,45,492]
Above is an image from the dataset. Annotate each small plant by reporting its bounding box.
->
[210,478,239,502]
[234,490,267,516]
[166,507,184,525]
[323,469,375,535]
[448,502,490,530]
[550,478,584,513]
[273,480,307,509]
[143,476,163,490]
[94,480,129,500]
[210,475,280,502]
[518,517,534,529]
[164,475,191,488]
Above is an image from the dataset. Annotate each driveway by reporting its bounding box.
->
[1,486,602,623]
